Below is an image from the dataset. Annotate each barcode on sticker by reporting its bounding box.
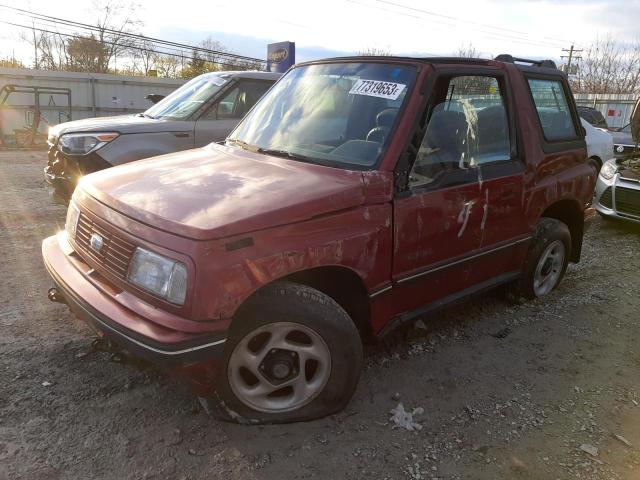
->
[349,79,406,100]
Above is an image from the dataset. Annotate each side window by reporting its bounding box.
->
[215,87,240,118]
[220,81,272,119]
[409,75,511,188]
[527,78,578,142]
[203,81,272,120]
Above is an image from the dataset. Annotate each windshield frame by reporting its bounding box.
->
[144,73,232,121]
[226,59,420,172]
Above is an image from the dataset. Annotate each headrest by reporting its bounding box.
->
[376,108,399,129]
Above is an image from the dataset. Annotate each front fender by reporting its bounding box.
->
[98,131,194,166]
[191,204,393,321]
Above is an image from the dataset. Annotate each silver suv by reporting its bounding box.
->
[44,71,281,202]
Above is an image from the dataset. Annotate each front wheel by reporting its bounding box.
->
[588,157,602,175]
[214,282,363,424]
[517,217,571,299]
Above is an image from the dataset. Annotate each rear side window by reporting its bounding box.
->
[527,78,578,142]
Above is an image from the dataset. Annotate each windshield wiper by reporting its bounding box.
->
[137,112,155,119]
[226,140,327,166]
[226,138,260,152]
[256,148,321,165]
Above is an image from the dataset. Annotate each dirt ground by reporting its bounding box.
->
[1,150,640,480]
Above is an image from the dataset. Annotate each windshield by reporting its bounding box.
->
[227,62,417,168]
[145,74,227,120]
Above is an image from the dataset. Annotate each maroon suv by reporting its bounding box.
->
[43,55,596,423]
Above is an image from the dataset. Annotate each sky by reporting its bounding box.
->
[1,0,638,65]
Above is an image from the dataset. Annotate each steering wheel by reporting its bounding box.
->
[366,126,389,143]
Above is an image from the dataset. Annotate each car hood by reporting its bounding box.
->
[49,114,191,136]
[79,143,367,240]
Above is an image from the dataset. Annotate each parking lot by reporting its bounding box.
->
[1,149,640,480]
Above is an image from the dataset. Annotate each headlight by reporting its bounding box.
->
[58,132,119,155]
[65,201,80,239]
[600,159,618,180]
[127,248,188,305]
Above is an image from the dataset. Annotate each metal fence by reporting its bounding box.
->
[0,67,185,144]
[574,93,636,129]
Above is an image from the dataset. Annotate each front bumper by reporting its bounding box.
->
[593,171,640,224]
[44,144,112,203]
[43,166,74,204]
[42,233,227,367]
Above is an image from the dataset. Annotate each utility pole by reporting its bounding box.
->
[32,20,38,69]
[561,45,582,74]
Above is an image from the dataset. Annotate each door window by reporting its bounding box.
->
[527,78,578,142]
[212,81,272,119]
[409,76,511,188]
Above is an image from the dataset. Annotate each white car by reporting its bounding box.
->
[581,118,613,172]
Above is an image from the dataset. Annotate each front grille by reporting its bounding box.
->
[615,145,639,158]
[600,187,613,208]
[74,213,136,279]
[615,187,640,217]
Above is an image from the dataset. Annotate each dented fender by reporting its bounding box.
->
[192,203,394,321]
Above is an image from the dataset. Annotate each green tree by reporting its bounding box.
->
[0,57,25,68]
[66,35,109,72]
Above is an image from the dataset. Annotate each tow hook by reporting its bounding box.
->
[91,338,124,362]
[90,338,142,366]
[91,337,117,353]
[47,287,66,304]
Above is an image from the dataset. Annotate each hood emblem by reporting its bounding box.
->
[90,233,104,252]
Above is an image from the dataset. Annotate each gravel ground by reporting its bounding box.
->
[1,150,640,480]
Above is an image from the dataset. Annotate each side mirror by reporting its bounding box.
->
[631,97,640,145]
[145,94,165,104]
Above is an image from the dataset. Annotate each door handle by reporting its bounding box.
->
[172,132,190,138]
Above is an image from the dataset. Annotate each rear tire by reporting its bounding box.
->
[517,217,571,299]
[214,282,363,424]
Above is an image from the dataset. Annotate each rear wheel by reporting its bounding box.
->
[517,218,571,299]
[215,282,363,423]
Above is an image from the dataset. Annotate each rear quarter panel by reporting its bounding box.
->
[506,64,593,228]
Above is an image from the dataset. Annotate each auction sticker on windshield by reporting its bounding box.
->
[349,79,406,100]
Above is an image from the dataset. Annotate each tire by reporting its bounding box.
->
[588,157,602,175]
[517,217,571,299]
[597,212,616,222]
[213,281,363,424]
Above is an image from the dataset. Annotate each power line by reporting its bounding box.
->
[370,0,579,46]
[353,0,579,50]
[0,4,266,64]
[0,20,261,71]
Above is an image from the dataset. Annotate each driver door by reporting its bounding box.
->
[194,80,273,147]
[390,72,517,318]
